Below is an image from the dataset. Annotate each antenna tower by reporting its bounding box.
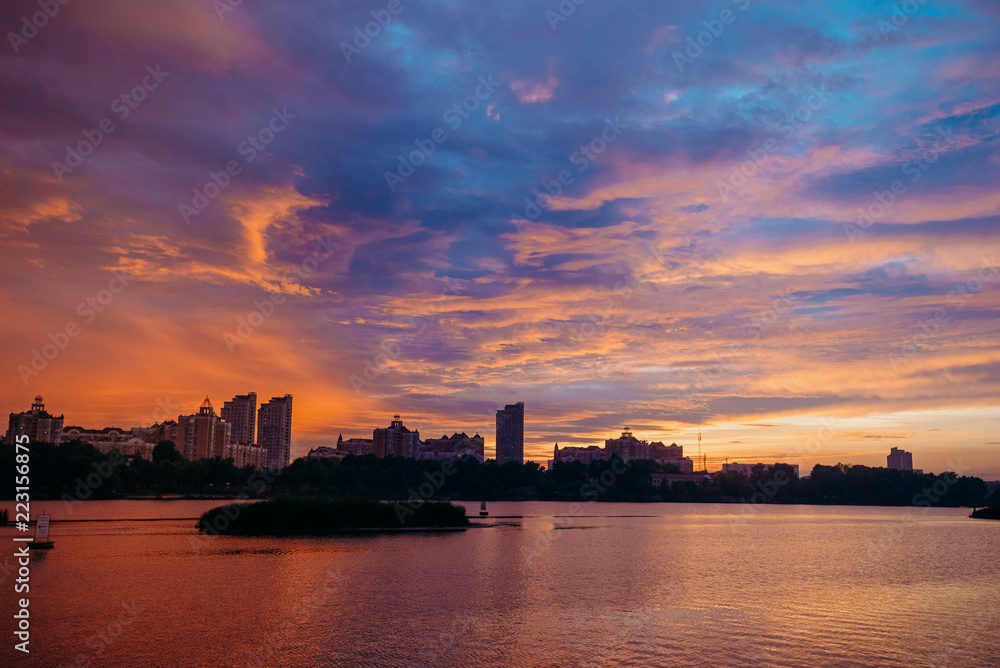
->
[698,428,703,472]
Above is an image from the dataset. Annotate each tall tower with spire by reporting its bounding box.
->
[178,397,229,460]
[698,428,706,472]
[6,396,64,445]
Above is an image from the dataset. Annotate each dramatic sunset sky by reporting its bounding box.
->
[1,0,997,476]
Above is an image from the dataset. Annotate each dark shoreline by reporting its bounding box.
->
[2,496,987,511]
[970,507,1000,520]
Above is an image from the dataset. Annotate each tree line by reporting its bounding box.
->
[1,439,995,508]
[1,440,267,500]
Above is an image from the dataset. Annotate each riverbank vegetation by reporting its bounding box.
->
[197,497,469,535]
[269,455,990,507]
[1,439,993,508]
[0,439,269,500]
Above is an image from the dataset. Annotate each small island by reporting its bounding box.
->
[197,497,470,536]
[970,507,1000,520]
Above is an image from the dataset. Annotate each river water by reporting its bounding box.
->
[1,500,997,667]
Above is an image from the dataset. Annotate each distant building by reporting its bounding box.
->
[887,447,914,472]
[258,394,293,469]
[6,396,64,445]
[307,446,347,460]
[373,415,420,458]
[135,420,181,446]
[66,412,261,466]
[651,472,713,488]
[178,397,230,460]
[649,441,694,473]
[221,393,257,445]
[420,432,485,461]
[334,424,484,461]
[227,442,267,469]
[721,462,800,478]
[551,433,693,472]
[336,435,376,457]
[495,402,524,464]
[221,393,265,466]
[605,427,649,460]
[62,426,154,460]
[550,444,607,468]
[650,441,682,459]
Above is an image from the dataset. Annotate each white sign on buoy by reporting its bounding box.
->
[35,515,50,540]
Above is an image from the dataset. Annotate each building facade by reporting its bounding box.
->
[551,434,694,472]
[333,426,484,461]
[258,394,293,469]
[373,415,420,458]
[650,441,683,459]
[649,441,694,473]
[604,427,649,460]
[420,432,485,461]
[550,444,607,467]
[62,426,154,459]
[134,420,181,447]
[6,396,64,445]
[221,392,257,446]
[336,435,376,457]
[887,447,914,471]
[178,397,230,460]
[226,442,267,468]
[495,402,524,464]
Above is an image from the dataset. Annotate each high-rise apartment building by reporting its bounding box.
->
[373,414,420,458]
[6,396,64,444]
[178,397,230,460]
[221,393,257,445]
[495,402,524,464]
[887,447,914,471]
[258,394,293,469]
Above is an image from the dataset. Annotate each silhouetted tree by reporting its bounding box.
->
[152,440,182,464]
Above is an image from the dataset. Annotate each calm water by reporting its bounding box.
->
[1,500,998,667]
